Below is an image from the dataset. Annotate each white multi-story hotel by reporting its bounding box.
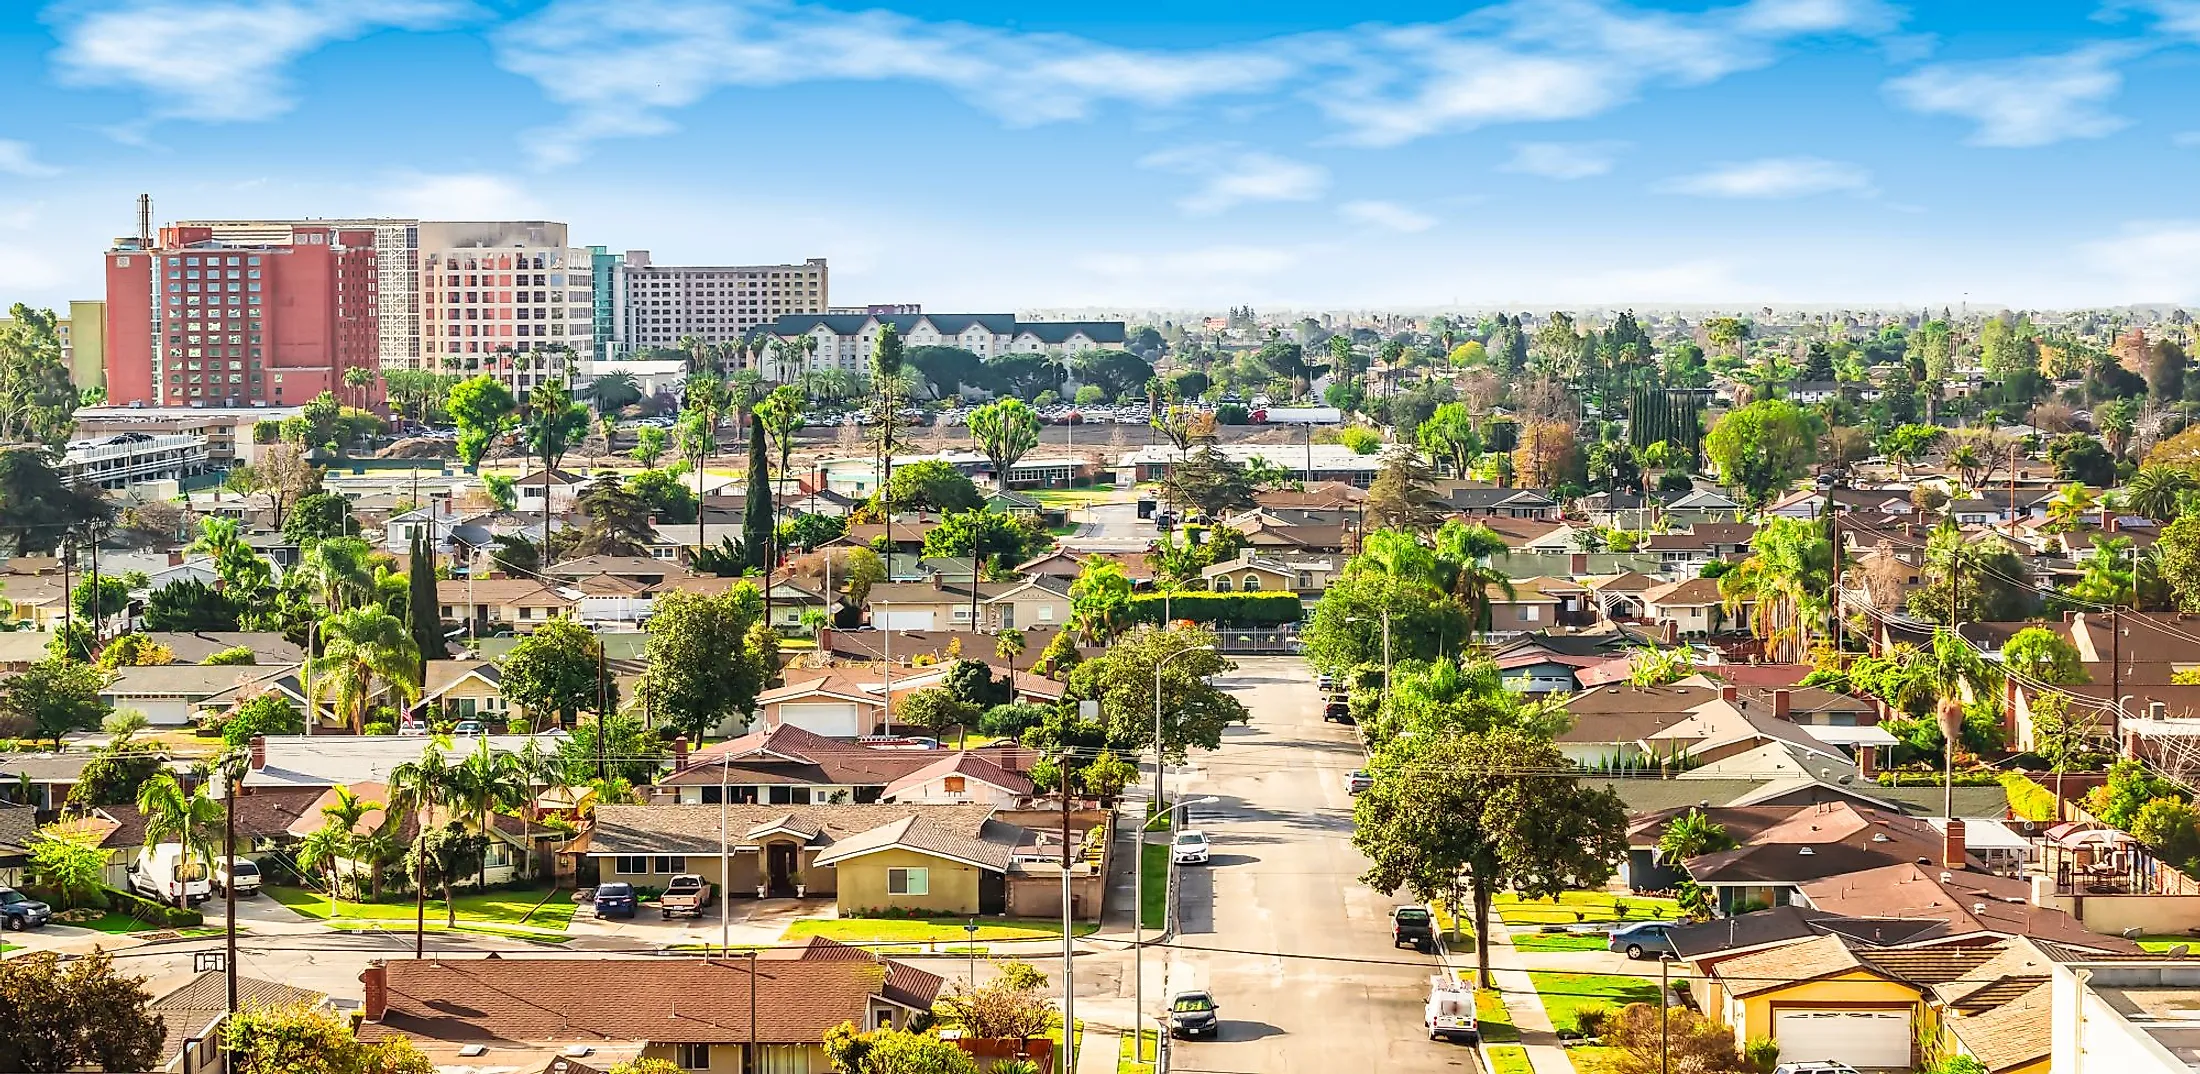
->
[611,251,827,355]
[416,222,594,398]
[754,313,1127,375]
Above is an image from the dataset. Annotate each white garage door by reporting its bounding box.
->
[780,703,862,738]
[1774,1009,1911,1069]
[880,610,935,630]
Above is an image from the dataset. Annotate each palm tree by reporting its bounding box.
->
[310,607,422,734]
[296,821,349,918]
[319,785,383,899]
[1655,809,1736,863]
[300,536,377,611]
[996,628,1027,679]
[509,737,564,824]
[2126,465,2194,522]
[1717,518,1831,664]
[137,772,223,910]
[451,738,528,892]
[389,744,462,936]
[343,366,375,414]
[2045,482,2099,532]
[1430,521,1514,646]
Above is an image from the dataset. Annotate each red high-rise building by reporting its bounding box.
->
[104,223,381,408]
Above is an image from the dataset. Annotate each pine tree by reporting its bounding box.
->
[407,533,446,666]
[742,412,773,572]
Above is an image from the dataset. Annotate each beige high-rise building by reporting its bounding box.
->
[68,299,106,391]
[612,251,826,356]
[416,221,594,398]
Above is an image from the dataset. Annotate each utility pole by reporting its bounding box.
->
[595,640,609,780]
[1059,757,1077,1074]
[748,949,759,1074]
[220,752,240,1016]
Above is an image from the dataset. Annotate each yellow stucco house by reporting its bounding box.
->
[1704,935,1945,1070]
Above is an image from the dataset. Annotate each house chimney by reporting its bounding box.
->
[672,735,689,773]
[249,735,267,771]
[930,573,944,590]
[1571,553,1588,574]
[1942,818,1966,869]
[1720,685,1737,704]
[1774,689,1791,721]
[167,551,183,567]
[361,964,387,1021]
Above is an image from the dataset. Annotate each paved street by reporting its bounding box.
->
[1157,656,1478,1074]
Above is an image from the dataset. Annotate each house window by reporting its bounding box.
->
[943,776,966,793]
[653,855,687,873]
[888,868,928,896]
[1213,576,1232,592]
[614,856,648,874]
[676,1043,711,1069]
[1517,607,1534,622]
[1037,605,1054,621]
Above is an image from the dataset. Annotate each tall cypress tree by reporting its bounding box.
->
[407,532,447,667]
[742,412,772,571]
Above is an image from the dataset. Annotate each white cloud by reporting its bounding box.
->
[2078,221,2200,302]
[1657,157,1874,198]
[1503,141,1624,180]
[0,141,60,178]
[1883,45,2134,147]
[1137,145,1328,215]
[371,172,543,219]
[492,0,1901,163]
[2173,131,2200,147]
[1339,200,1437,233]
[46,0,472,122]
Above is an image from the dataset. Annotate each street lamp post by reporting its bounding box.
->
[1347,611,1393,693]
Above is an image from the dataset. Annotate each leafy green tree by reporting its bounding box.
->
[1366,447,1444,532]
[224,999,434,1074]
[743,412,775,571]
[407,533,446,663]
[631,424,669,468]
[283,491,358,544]
[1068,558,1134,644]
[222,692,305,746]
[2003,627,2089,686]
[1716,517,1831,664]
[446,375,515,469]
[784,511,847,551]
[627,467,698,525]
[922,509,1043,571]
[1704,399,1816,509]
[1880,423,1943,475]
[142,577,241,632]
[896,686,978,745]
[1070,350,1154,400]
[943,659,1010,709]
[2084,759,2179,830]
[2134,797,2200,871]
[881,458,983,513]
[561,474,657,559]
[203,646,257,666]
[969,398,1041,484]
[0,949,166,1074]
[0,304,81,448]
[0,657,108,746]
[1906,521,2035,623]
[1158,447,1257,517]
[639,587,776,739]
[0,449,108,556]
[1656,809,1737,863]
[1356,726,1628,988]
[1059,625,1243,759]
[29,824,110,908]
[559,713,666,786]
[498,617,606,729]
[1415,402,1482,478]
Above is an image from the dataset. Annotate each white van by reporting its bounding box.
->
[129,843,213,905]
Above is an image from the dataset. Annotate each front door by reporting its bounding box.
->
[767,843,798,897]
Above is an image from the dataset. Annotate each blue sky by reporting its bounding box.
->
[5,0,2200,312]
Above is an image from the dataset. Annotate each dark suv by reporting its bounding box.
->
[1392,905,1435,952]
[0,887,52,930]
[593,882,638,919]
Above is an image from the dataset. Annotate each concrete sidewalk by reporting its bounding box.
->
[1481,918,1574,1074]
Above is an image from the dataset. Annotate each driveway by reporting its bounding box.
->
[565,896,824,951]
[1153,656,1478,1074]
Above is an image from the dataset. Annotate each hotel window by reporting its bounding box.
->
[887,868,928,896]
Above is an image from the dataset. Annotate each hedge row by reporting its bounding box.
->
[1873,771,2005,787]
[106,886,207,928]
[2001,772,2060,822]
[1125,592,1305,627]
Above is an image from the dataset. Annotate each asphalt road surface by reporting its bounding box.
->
[1160,656,1478,1074]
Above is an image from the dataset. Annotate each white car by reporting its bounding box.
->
[1172,830,1211,865]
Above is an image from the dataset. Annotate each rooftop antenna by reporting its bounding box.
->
[136,193,151,248]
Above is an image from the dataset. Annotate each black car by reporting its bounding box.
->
[1392,905,1435,952]
[1169,991,1220,1039]
[593,882,638,919]
[0,886,52,930]
[1323,700,1354,724]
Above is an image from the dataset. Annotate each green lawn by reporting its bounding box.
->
[70,911,177,934]
[324,921,574,944]
[1477,989,1521,1044]
[1142,842,1168,931]
[1513,932,1611,953]
[1496,892,1682,926]
[1529,972,1661,1036]
[1569,1045,1621,1073]
[265,884,577,930]
[1119,1029,1159,1074]
[1488,1045,1535,1074]
[1027,487,1129,508]
[784,916,1099,944]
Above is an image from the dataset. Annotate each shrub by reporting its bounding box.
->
[1125,591,1304,627]
[1744,1037,1780,1073]
[105,886,205,928]
[362,721,396,736]
[2002,771,2060,822]
[979,703,1049,738]
[1575,1005,1611,1039]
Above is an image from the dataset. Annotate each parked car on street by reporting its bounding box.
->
[1169,991,1220,1039]
[452,720,487,737]
[1347,770,1374,795]
[1392,905,1435,952]
[1608,921,1676,960]
[659,874,715,919]
[1772,1063,1859,1074]
[1323,700,1354,723]
[1172,830,1211,865]
[0,887,52,930]
[1424,976,1479,1043]
[593,882,638,919]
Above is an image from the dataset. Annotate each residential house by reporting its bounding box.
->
[1642,523,1756,574]
[0,801,36,885]
[1017,549,1153,585]
[148,972,329,1074]
[101,663,300,726]
[290,780,550,887]
[0,631,49,672]
[240,733,566,791]
[1584,571,1663,620]
[416,660,513,725]
[1702,934,1963,1070]
[1234,520,1350,555]
[141,631,303,665]
[511,468,587,515]
[655,725,1038,805]
[575,802,1032,911]
[436,578,576,634]
[880,752,1036,806]
[57,785,324,889]
[865,576,1074,633]
[355,945,945,1074]
[1660,801,1963,912]
[0,752,100,811]
[755,671,890,738]
[1486,579,1562,637]
[1642,577,1748,636]
[1203,551,1311,595]
[0,570,69,630]
[1431,485,1562,520]
[820,625,1088,668]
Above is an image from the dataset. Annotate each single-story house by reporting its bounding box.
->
[435,579,576,634]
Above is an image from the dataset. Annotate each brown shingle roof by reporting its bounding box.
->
[1856,944,2003,985]
[360,956,900,1045]
[1710,934,1883,997]
[1945,982,2054,1074]
[585,803,1001,857]
[151,972,326,1067]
